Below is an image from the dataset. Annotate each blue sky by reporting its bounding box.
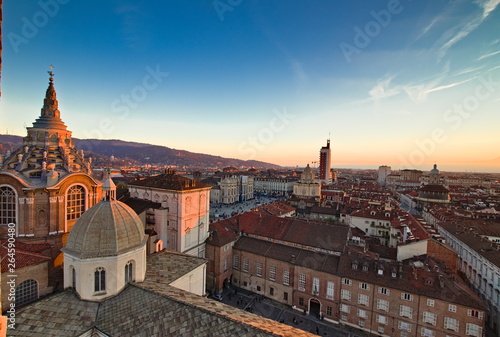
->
[2,0,500,172]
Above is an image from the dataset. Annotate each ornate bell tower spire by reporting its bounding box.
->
[31,66,68,131]
[1,68,93,179]
[40,65,61,120]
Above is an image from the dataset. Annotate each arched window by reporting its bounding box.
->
[94,267,105,292]
[125,261,134,283]
[16,279,38,306]
[71,266,76,288]
[185,196,192,213]
[0,186,16,225]
[67,185,85,220]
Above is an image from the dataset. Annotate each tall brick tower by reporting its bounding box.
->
[319,139,332,183]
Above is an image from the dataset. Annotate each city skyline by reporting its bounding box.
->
[2,1,500,173]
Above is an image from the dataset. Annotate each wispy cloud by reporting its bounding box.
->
[477,50,500,60]
[455,66,484,76]
[403,80,440,102]
[425,78,474,94]
[367,66,477,104]
[438,0,500,60]
[415,16,440,41]
[368,76,400,101]
[477,0,500,18]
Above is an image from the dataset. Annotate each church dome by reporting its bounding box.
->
[430,164,439,175]
[64,200,146,259]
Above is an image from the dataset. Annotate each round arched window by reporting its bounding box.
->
[0,186,16,225]
[67,185,85,220]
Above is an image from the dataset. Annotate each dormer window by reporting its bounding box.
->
[352,261,359,270]
[362,262,369,272]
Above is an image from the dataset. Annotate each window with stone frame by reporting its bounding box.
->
[358,294,369,306]
[398,321,411,332]
[340,304,350,313]
[125,261,134,283]
[0,186,16,225]
[326,281,334,299]
[233,255,239,269]
[312,277,320,294]
[341,289,351,301]
[94,267,106,292]
[400,305,412,319]
[421,327,434,337]
[378,287,389,295]
[467,309,483,319]
[465,323,482,337]
[423,311,437,325]
[269,266,276,281]
[67,185,86,220]
[256,262,263,277]
[377,299,389,311]
[444,317,459,332]
[376,314,388,325]
[283,270,290,285]
[298,274,306,291]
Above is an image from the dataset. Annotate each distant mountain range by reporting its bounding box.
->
[0,135,280,169]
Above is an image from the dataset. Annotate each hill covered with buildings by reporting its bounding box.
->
[0,135,280,170]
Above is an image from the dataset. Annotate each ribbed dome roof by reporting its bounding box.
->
[64,200,146,259]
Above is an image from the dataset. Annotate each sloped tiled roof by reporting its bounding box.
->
[1,241,51,273]
[144,250,207,284]
[439,221,500,268]
[10,290,99,336]
[208,221,240,247]
[11,283,316,337]
[336,255,486,310]
[209,212,349,252]
[233,237,340,274]
[9,240,51,253]
[123,197,161,214]
[130,173,210,191]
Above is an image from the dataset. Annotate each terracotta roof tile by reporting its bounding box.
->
[1,241,51,273]
[130,173,210,191]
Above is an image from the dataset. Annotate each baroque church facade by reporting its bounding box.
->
[0,71,104,291]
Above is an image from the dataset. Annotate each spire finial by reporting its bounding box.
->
[48,65,55,81]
